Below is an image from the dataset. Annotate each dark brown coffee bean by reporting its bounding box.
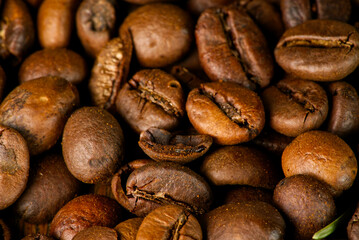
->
[14,153,80,224]
[262,77,329,137]
[201,145,280,189]
[273,175,336,240]
[203,202,285,240]
[223,185,273,205]
[21,234,54,240]
[111,161,212,216]
[116,69,185,134]
[0,76,79,155]
[88,36,132,110]
[76,0,117,58]
[62,106,124,184]
[347,202,359,240]
[170,65,208,90]
[49,194,121,240]
[326,81,359,138]
[138,127,213,163]
[187,0,235,15]
[119,3,193,68]
[275,19,359,81]
[186,82,265,145]
[280,0,351,29]
[0,0,35,64]
[73,226,118,240]
[114,218,143,240]
[251,126,294,156]
[195,5,273,90]
[0,125,29,210]
[38,0,80,48]
[282,130,358,196]
[18,48,87,85]
[136,205,202,240]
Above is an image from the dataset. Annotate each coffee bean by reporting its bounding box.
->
[186,82,265,145]
[195,5,273,89]
[138,127,213,164]
[73,226,118,240]
[114,218,143,240]
[275,19,359,81]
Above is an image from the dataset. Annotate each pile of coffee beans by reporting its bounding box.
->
[0,0,359,239]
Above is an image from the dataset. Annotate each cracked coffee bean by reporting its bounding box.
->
[62,106,124,184]
[326,81,359,138]
[186,82,265,145]
[116,69,185,134]
[49,194,121,240]
[88,36,132,110]
[195,4,273,90]
[76,0,117,58]
[138,127,213,164]
[275,19,359,81]
[262,76,328,137]
[280,0,351,29]
[136,205,202,240]
[203,201,286,240]
[0,125,29,210]
[111,160,213,217]
[18,48,87,85]
[282,130,358,196]
[0,76,79,155]
[0,0,35,64]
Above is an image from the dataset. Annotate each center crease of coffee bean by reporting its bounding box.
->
[170,211,189,240]
[282,36,354,51]
[131,188,204,215]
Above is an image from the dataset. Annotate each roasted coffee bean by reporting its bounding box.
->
[76,0,117,58]
[186,82,265,145]
[195,5,273,90]
[223,185,273,205]
[38,0,80,48]
[136,205,202,240]
[138,127,213,163]
[0,76,79,155]
[326,81,359,138]
[88,36,132,110]
[201,145,280,189]
[116,69,185,134]
[21,234,55,240]
[280,0,351,29]
[282,130,358,196]
[114,218,143,240]
[111,161,213,216]
[251,126,294,156]
[18,48,87,85]
[14,153,80,224]
[262,76,328,137]
[347,202,359,240]
[275,19,359,81]
[49,194,121,240]
[273,174,336,240]
[0,0,35,64]
[73,226,118,240]
[119,3,193,68]
[170,65,207,91]
[203,202,285,240]
[187,0,235,15]
[62,106,124,184]
[0,125,29,210]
